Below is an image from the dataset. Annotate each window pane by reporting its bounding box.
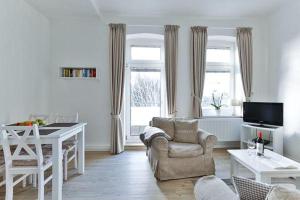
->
[202,72,231,108]
[130,71,161,136]
[207,48,231,63]
[131,46,161,61]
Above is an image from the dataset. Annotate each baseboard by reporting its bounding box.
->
[85,141,239,152]
[125,145,146,150]
[85,144,110,152]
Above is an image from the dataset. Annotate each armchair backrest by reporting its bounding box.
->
[151,117,199,144]
[151,117,175,140]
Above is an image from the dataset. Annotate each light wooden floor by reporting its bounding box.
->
[0,149,235,200]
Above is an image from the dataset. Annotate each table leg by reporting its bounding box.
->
[295,177,300,189]
[77,126,85,174]
[52,140,63,200]
[230,156,238,177]
[256,174,271,184]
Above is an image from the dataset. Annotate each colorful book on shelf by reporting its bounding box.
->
[92,69,96,77]
[61,67,97,78]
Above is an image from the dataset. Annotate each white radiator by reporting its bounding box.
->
[198,117,243,142]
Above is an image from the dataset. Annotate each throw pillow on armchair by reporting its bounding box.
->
[174,119,199,144]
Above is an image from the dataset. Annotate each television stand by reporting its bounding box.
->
[240,123,283,155]
[250,124,276,129]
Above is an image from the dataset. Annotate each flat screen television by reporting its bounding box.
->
[243,102,283,126]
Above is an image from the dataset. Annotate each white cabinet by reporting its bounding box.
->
[240,123,283,155]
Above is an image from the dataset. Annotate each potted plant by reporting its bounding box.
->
[211,92,224,115]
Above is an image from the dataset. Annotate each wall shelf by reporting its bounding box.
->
[59,67,99,80]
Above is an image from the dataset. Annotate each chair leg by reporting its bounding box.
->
[74,146,78,169]
[64,153,68,181]
[33,174,37,187]
[28,174,33,184]
[5,173,13,200]
[38,171,45,200]
[22,178,27,188]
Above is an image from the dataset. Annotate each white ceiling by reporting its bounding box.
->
[25,0,98,18]
[25,0,292,19]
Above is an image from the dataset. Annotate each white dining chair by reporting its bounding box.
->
[0,147,29,189]
[0,160,5,187]
[1,125,54,200]
[0,145,5,187]
[55,113,79,181]
[28,114,51,187]
[28,114,50,124]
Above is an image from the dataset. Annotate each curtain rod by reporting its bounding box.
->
[127,25,248,30]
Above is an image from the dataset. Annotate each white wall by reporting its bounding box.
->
[268,1,300,161]
[49,18,110,150]
[0,0,50,124]
[49,15,270,150]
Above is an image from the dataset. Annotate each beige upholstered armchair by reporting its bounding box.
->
[142,117,217,181]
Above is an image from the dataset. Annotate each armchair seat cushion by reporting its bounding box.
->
[168,141,203,158]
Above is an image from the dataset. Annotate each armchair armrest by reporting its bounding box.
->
[151,136,169,151]
[198,129,217,154]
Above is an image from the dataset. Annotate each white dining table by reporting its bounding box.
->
[0,122,87,199]
[38,122,87,200]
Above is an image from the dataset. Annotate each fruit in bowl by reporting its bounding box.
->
[16,119,47,126]
[35,119,46,126]
[16,121,33,126]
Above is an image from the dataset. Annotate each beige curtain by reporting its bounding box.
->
[109,23,126,154]
[237,28,253,101]
[191,26,207,118]
[164,25,179,117]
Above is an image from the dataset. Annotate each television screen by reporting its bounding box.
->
[243,102,283,126]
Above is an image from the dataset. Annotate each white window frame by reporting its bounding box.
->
[130,45,163,63]
[124,35,165,144]
[202,39,240,117]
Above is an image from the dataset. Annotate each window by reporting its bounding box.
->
[202,39,243,116]
[125,34,165,144]
[207,48,231,64]
[131,46,161,61]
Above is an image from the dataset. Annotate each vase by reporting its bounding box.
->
[215,109,221,115]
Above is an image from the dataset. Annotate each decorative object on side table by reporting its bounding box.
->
[231,99,242,116]
[211,92,224,115]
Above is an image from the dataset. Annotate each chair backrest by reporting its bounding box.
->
[55,112,79,123]
[0,125,43,168]
[29,114,50,123]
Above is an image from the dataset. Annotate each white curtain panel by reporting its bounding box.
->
[237,28,253,102]
[164,25,179,118]
[190,26,207,118]
[109,23,126,154]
